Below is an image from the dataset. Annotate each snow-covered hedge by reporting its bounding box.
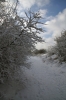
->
[55,30,66,62]
[47,30,66,63]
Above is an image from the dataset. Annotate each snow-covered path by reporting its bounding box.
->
[0,56,66,100]
[14,55,66,100]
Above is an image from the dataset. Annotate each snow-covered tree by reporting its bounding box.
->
[0,0,44,83]
[55,30,66,62]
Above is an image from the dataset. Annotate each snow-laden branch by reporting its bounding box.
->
[0,1,45,83]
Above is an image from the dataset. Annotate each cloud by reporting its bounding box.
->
[45,9,66,37]
[36,8,66,49]
[35,42,49,49]
[35,37,56,49]
[36,0,50,7]
[19,0,35,9]
[7,0,50,9]
[19,0,50,9]
[39,9,47,17]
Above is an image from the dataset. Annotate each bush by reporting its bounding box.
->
[47,46,56,56]
[34,49,46,54]
[55,30,66,62]
[47,30,66,63]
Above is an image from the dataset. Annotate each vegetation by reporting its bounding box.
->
[55,30,66,62]
[48,30,66,62]
[34,49,46,54]
[47,46,56,56]
[0,0,44,83]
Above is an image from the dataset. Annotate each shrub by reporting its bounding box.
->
[47,46,56,56]
[34,49,46,54]
[55,30,66,62]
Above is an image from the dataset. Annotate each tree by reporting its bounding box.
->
[55,30,66,62]
[0,0,44,83]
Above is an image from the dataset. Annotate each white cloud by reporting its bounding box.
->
[39,9,47,17]
[36,0,50,7]
[19,0,35,9]
[45,9,66,37]
[35,42,49,49]
[19,0,50,9]
[36,8,66,49]
[35,37,56,50]
[7,0,50,9]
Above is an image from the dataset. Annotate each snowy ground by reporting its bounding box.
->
[0,54,66,100]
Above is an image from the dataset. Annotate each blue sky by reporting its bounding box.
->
[9,0,66,49]
[45,0,66,16]
[31,0,66,16]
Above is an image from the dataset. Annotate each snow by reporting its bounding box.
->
[0,54,66,100]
